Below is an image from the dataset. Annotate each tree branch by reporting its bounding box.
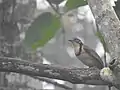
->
[87,0,120,89]
[46,0,60,16]
[0,57,107,85]
[88,0,120,60]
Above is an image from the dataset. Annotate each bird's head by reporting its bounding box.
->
[68,38,83,55]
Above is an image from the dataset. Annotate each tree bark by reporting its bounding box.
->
[0,57,107,85]
[88,0,120,60]
[88,0,120,89]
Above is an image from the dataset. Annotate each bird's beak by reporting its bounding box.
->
[68,40,74,47]
[68,40,73,43]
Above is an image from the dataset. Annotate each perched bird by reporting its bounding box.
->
[69,38,104,69]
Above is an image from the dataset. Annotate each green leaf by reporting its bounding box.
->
[95,30,109,53]
[47,0,64,5]
[66,0,87,11]
[24,12,60,49]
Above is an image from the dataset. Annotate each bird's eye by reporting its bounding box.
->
[74,38,81,43]
[109,59,116,65]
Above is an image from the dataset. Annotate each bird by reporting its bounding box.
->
[68,38,104,69]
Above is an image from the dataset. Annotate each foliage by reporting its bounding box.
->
[24,12,60,49]
[66,0,87,11]
[95,25,109,53]
[24,0,88,50]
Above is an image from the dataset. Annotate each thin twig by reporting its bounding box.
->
[32,76,72,89]
[46,0,60,16]
[46,0,66,46]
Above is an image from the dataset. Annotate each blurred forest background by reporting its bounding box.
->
[0,0,119,90]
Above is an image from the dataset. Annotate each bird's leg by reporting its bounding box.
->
[104,52,107,67]
[108,85,112,90]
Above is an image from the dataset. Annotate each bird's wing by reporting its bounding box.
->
[83,45,104,67]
